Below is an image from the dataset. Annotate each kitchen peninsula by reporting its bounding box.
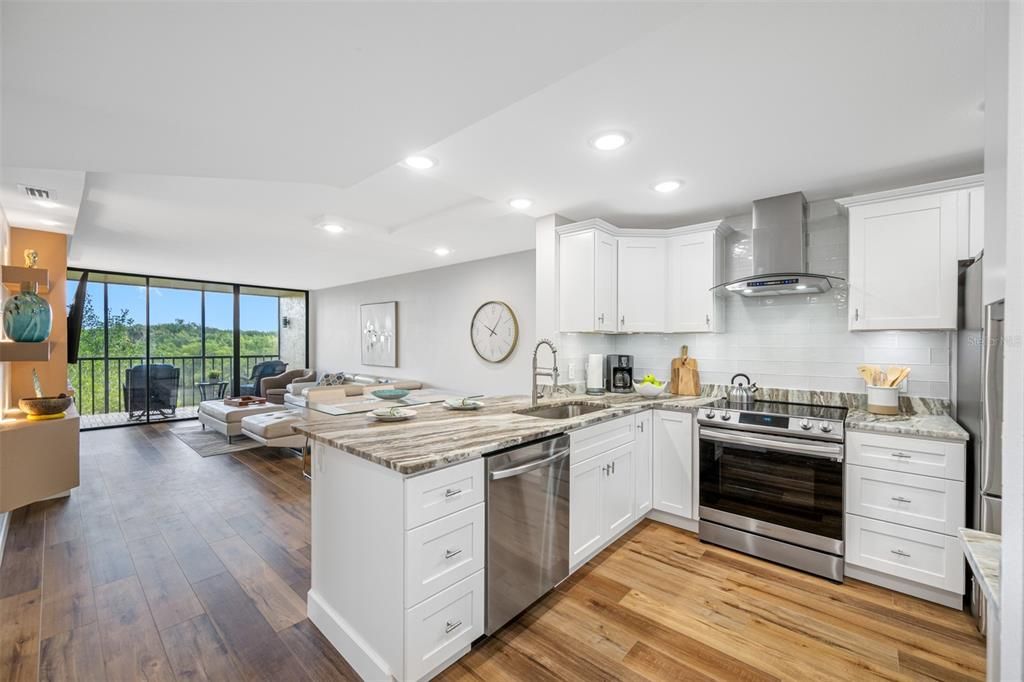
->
[292,388,967,681]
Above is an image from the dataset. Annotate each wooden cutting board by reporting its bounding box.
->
[670,345,701,396]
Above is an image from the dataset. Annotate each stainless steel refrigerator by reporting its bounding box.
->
[956,256,1004,630]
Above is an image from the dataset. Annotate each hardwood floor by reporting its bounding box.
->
[1,422,985,681]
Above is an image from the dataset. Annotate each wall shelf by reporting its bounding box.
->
[1,265,49,294]
[0,341,52,362]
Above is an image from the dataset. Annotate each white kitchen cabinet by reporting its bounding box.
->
[839,176,982,331]
[618,237,666,332]
[652,410,695,519]
[557,225,617,332]
[634,411,653,516]
[667,229,720,332]
[603,443,636,537]
[569,451,606,567]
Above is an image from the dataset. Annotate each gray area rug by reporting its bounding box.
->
[172,425,258,457]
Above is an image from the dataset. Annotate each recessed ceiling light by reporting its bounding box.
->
[508,198,533,210]
[321,222,345,234]
[433,247,451,257]
[743,288,753,294]
[35,200,58,209]
[795,284,808,290]
[590,131,629,151]
[653,180,683,193]
[403,155,436,170]
[40,219,61,227]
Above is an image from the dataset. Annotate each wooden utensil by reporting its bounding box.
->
[670,345,701,396]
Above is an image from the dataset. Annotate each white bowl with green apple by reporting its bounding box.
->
[634,375,665,397]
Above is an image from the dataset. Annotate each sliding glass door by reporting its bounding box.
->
[67,270,307,430]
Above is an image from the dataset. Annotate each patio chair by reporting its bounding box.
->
[239,360,287,397]
[123,364,181,421]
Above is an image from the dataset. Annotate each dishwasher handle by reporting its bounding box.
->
[490,449,570,480]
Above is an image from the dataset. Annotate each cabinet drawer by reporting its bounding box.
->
[846,465,964,535]
[571,414,634,466]
[404,570,484,681]
[845,515,964,594]
[405,503,485,607]
[405,460,485,530]
[847,431,965,481]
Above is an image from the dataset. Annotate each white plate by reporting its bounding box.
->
[443,400,484,411]
[368,407,417,422]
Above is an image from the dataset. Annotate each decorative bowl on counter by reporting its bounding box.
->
[372,388,410,401]
[633,382,664,398]
[19,395,73,416]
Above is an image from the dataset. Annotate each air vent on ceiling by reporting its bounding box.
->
[18,185,55,201]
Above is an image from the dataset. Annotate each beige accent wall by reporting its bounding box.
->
[9,227,68,400]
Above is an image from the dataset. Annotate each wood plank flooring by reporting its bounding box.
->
[1,422,985,681]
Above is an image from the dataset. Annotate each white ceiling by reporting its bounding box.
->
[2,1,985,289]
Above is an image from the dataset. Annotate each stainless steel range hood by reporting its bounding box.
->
[719,191,840,296]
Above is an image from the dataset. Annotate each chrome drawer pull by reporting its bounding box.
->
[891,549,911,558]
[445,619,462,633]
[891,496,912,503]
[890,452,912,459]
[444,548,462,559]
[444,488,462,498]
[610,461,616,474]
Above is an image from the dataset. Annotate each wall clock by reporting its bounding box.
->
[471,301,519,363]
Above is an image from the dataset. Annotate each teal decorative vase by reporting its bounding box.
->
[3,283,52,342]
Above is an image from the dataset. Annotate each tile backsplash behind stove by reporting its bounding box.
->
[559,198,952,399]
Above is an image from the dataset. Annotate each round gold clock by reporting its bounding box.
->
[470,301,519,363]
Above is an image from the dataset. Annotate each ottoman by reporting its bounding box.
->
[197,400,288,443]
[241,411,311,478]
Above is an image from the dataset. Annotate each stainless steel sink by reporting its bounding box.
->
[514,402,609,420]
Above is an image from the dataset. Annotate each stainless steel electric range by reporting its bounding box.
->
[697,399,847,581]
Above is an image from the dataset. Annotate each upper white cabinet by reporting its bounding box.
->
[962,186,985,260]
[618,237,666,332]
[556,219,726,334]
[667,229,721,332]
[558,223,618,332]
[839,176,982,331]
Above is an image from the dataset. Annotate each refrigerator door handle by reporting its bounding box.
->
[980,301,1005,497]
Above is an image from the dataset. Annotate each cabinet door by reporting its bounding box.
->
[967,186,984,259]
[558,230,596,332]
[667,231,717,332]
[848,192,958,330]
[569,453,606,568]
[634,412,653,516]
[595,232,618,332]
[652,410,694,518]
[603,443,635,537]
[617,237,666,332]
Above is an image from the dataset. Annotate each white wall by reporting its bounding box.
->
[312,250,535,396]
[541,197,953,399]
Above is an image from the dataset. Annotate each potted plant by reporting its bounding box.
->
[207,369,222,382]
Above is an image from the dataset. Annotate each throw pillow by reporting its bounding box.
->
[318,372,347,386]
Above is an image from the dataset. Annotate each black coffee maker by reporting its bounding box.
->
[605,355,634,393]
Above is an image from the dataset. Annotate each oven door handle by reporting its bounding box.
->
[700,427,844,461]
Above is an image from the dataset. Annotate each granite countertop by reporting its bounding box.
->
[292,391,720,476]
[845,403,969,442]
[959,528,1000,611]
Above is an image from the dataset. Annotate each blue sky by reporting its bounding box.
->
[70,281,280,331]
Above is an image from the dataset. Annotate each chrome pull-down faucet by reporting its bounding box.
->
[531,338,559,407]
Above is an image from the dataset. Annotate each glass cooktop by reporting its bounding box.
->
[706,398,848,422]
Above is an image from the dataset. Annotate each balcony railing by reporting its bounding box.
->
[69,354,281,418]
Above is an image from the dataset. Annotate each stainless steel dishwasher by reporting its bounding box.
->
[485,433,570,635]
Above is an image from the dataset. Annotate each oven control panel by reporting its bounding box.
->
[698,408,844,442]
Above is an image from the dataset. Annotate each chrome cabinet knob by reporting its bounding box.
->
[800,419,812,430]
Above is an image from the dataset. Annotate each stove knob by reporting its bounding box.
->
[720,412,732,421]
[819,422,834,433]
[800,419,812,431]
[704,409,716,419]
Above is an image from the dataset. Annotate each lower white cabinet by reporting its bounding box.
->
[634,411,653,516]
[569,442,637,570]
[845,515,964,594]
[404,571,485,682]
[846,466,964,536]
[652,410,695,519]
